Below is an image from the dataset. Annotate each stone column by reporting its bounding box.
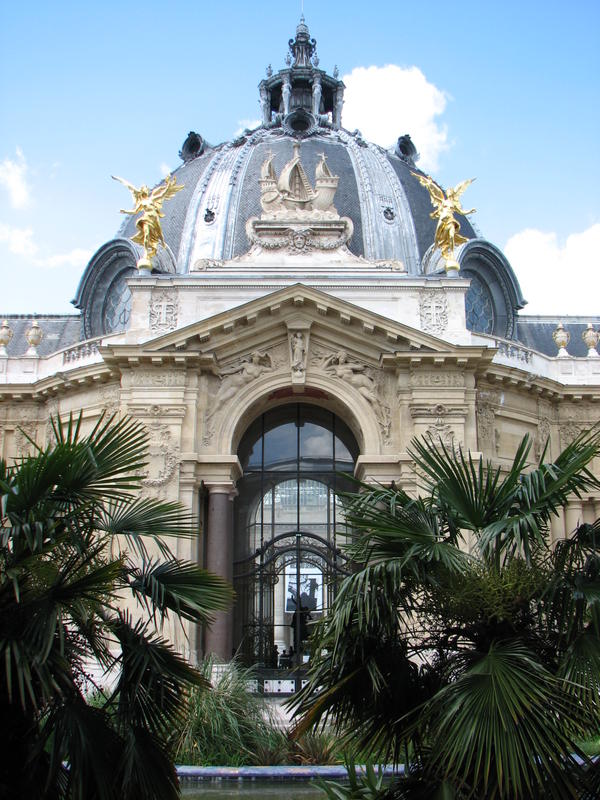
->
[204,483,235,660]
[593,499,600,523]
[565,500,584,538]
[550,507,566,544]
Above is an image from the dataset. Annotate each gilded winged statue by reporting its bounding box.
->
[113,174,184,268]
[412,172,475,272]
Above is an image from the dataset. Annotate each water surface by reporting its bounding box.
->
[181,781,323,799]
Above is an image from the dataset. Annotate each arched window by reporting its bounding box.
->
[233,404,358,667]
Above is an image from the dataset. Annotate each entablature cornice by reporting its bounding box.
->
[381,348,494,372]
[481,364,600,402]
[0,364,117,402]
[98,346,216,370]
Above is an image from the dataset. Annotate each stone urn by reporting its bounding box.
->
[25,320,43,355]
[0,320,13,355]
[582,323,599,358]
[552,322,570,358]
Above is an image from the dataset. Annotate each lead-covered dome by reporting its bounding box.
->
[75,17,524,341]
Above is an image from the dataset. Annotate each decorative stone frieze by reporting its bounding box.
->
[410,370,465,388]
[131,370,186,387]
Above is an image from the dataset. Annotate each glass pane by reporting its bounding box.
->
[334,417,359,471]
[285,560,324,611]
[299,422,333,470]
[263,407,298,470]
[298,478,330,539]
[238,416,262,471]
[263,422,297,470]
[299,405,333,471]
[266,478,296,538]
[465,272,494,334]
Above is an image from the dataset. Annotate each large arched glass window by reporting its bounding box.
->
[233,404,358,667]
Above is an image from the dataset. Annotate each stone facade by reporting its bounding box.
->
[2,18,600,664]
[2,281,600,660]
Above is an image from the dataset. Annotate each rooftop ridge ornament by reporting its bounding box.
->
[113,174,184,273]
[288,15,317,68]
[412,172,476,275]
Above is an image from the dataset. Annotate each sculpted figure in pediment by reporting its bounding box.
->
[321,350,378,404]
[212,351,274,409]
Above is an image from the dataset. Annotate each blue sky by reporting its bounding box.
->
[1,0,598,315]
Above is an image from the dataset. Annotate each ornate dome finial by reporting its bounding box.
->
[288,15,317,68]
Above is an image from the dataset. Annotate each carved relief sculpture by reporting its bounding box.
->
[419,289,448,336]
[425,405,456,450]
[535,400,553,460]
[149,288,179,333]
[141,419,180,492]
[247,143,353,253]
[476,391,498,451]
[320,350,391,442]
[211,351,275,411]
[290,332,307,374]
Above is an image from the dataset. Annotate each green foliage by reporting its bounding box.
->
[174,658,342,766]
[317,761,387,800]
[293,429,600,799]
[174,658,287,766]
[0,414,232,800]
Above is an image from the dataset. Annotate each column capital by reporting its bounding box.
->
[180,454,242,485]
[204,482,236,496]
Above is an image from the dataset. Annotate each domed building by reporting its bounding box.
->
[2,18,600,675]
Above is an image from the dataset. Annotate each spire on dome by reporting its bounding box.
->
[288,15,317,68]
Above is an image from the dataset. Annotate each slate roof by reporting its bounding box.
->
[0,314,83,357]
[114,128,478,268]
[516,316,600,358]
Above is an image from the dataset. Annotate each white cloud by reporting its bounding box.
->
[0,223,91,269]
[0,223,37,256]
[234,119,261,137]
[159,163,172,177]
[504,224,600,315]
[35,248,93,269]
[342,65,449,171]
[0,147,30,208]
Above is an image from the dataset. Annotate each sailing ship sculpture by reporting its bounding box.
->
[247,142,353,254]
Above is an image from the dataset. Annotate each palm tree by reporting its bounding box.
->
[291,429,600,799]
[0,414,232,800]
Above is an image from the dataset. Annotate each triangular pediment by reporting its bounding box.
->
[100,284,492,370]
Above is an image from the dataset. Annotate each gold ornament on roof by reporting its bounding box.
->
[412,172,476,273]
[113,174,184,271]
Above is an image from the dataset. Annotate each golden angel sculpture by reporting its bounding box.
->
[112,174,184,270]
[412,172,476,273]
